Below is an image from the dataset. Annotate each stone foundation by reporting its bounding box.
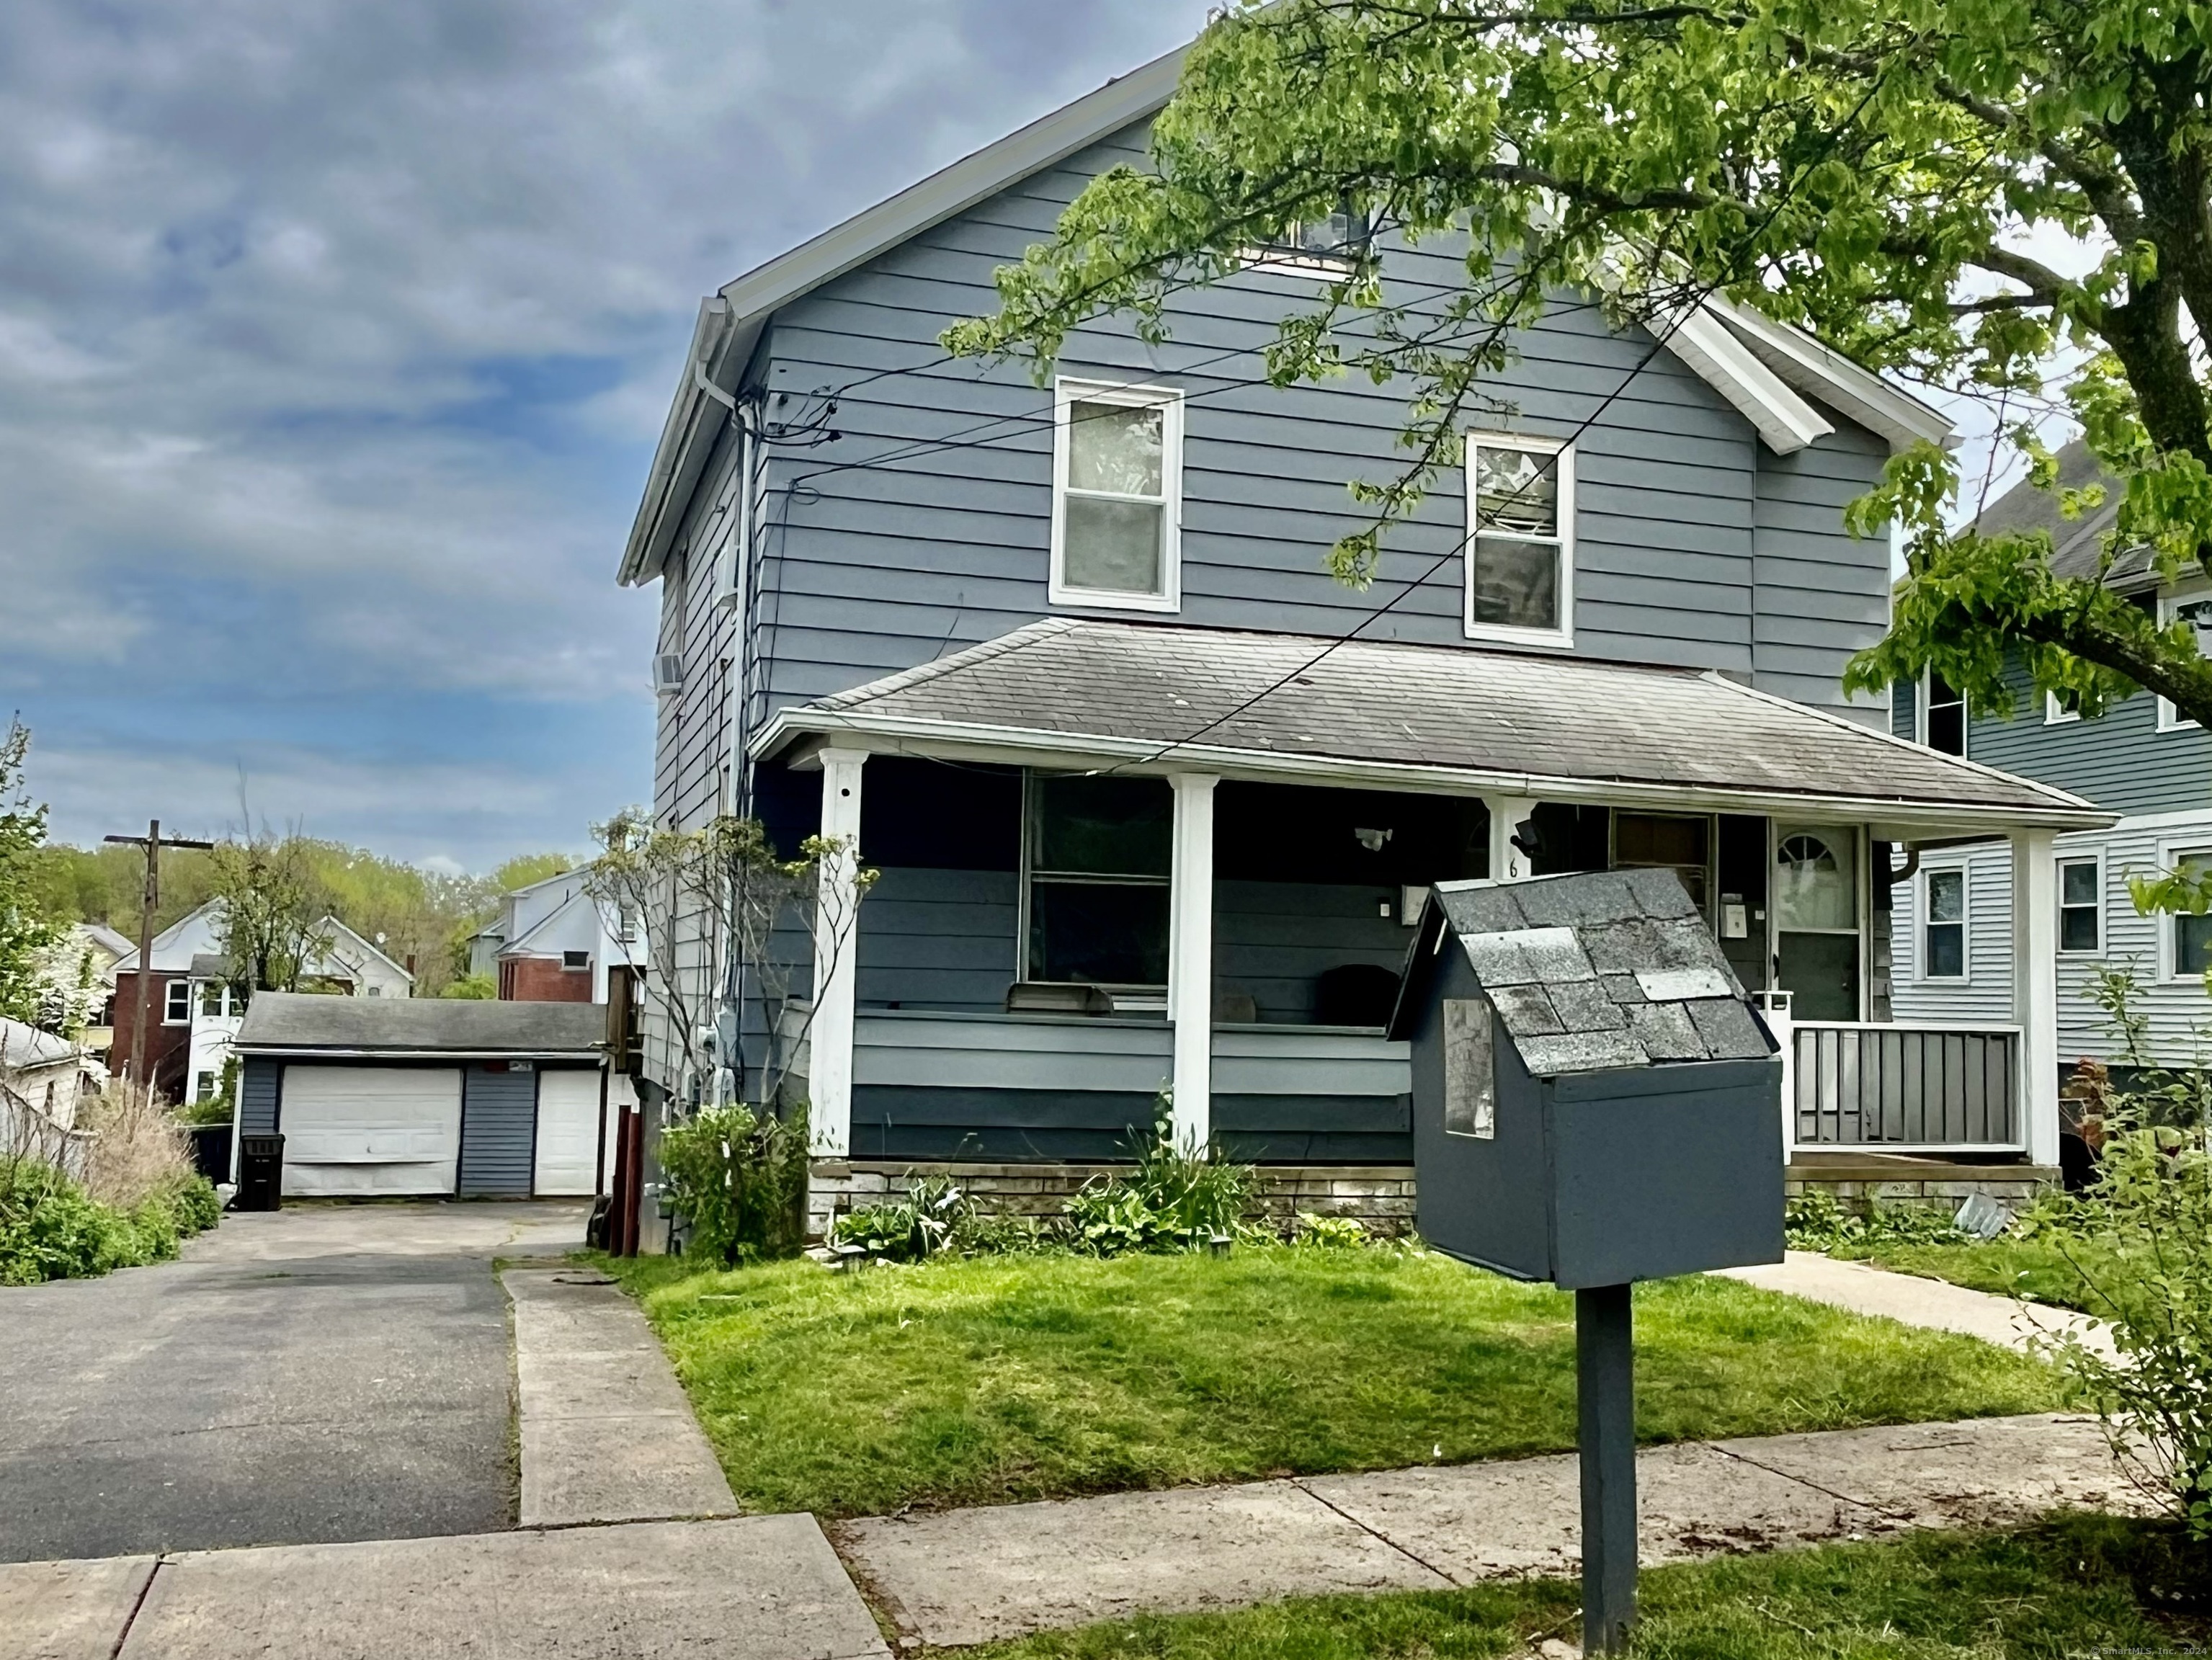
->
[1785,1156,2059,1214]
[807,1160,1418,1242]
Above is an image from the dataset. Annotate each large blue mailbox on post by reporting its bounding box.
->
[1388,867,1784,1651]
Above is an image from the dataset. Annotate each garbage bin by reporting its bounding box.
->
[236,1133,284,1212]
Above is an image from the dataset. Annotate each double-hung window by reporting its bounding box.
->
[1922,867,1966,978]
[2173,848,2212,977]
[1466,434,1573,646]
[1022,772,1172,988]
[1051,380,1182,612]
[1921,671,1966,755]
[164,979,191,1023]
[2159,593,2212,729]
[2059,857,2102,954]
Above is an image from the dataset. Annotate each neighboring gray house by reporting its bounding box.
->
[616,43,2109,1228]
[1894,439,2212,1075]
[232,994,614,1199]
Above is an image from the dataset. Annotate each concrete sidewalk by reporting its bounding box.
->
[502,1266,739,1527]
[836,1412,2142,1647]
[3,1515,887,1660]
[1718,1250,2119,1361]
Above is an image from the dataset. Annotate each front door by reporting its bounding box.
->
[1773,826,1860,1021]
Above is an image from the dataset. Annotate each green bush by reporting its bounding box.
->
[2039,1121,2212,1537]
[834,1174,973,1262]
[657,1099,810,1264]
[1065,1098,1254,1257]
[1785,1188,1974,1251]
[0,1165,218,1285]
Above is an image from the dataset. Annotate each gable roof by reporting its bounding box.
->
[115,906,414,986]
[752,617,2108,836]
[1385,870,1775,1073]
[618,45,1953,588]
[1971,437,2153,590]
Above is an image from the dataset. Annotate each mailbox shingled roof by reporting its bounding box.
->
[1397,868,1776,1075]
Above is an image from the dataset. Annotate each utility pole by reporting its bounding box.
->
[103,820,216,1095]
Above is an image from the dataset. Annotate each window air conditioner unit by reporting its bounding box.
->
[653,653,687,696]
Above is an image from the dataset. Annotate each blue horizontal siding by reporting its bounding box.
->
[459,1065,536,1197]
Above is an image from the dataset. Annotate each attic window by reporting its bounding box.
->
[1051,379,1182,612]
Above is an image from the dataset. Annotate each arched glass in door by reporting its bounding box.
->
[1773,826,1860,1021]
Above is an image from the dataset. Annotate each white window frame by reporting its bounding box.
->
[1917,669,1967,754]
[164,978,191,1025]
[1463,432,1574,649]
[1917,863,1970,982]
[2158,838,2212,981]
[2044,689,2082,725]
[2056,852,2104,957]
[1049,378,1183,615]
[2159,587,2212,730]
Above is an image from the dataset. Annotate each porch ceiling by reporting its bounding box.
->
[753,619,2113,838]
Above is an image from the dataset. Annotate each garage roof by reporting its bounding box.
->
[234,993,605,1061]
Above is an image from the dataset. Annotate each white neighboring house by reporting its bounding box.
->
[468,870,642,1004]
[0,1016,102,1130]
[113,901,416,1105]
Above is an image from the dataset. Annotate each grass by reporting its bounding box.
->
[968,1514,2210,1659]
[603,1246,2065,1520]
[1826,1235,2124,1316]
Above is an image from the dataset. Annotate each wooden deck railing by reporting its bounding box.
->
[1781,1019,2024,1153]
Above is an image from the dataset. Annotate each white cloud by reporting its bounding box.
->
[0,0,1213,859]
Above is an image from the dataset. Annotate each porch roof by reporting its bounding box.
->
[753,619,2112,837]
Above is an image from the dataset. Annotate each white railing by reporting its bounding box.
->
[1788,1019,2025,1154]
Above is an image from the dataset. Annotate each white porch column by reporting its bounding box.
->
[2010,826,2061,1167]
[1168,773,1219,1152]
[810,747,867,1157]
[1486,795,1539,883]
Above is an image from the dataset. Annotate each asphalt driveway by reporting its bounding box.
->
[0,1200,587,1564]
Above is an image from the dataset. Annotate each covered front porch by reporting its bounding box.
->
[755,620,2108,1197]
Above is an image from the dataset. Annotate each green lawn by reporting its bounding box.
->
[605,1246,2064,1520]
[970,1514,2206,1659]
[1826,1235,2120,1315]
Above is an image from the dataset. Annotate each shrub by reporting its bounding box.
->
[657,1099,810,1264]
[77,1079,197,1211]
[0,1164,217,1285]
[2039,1120,2212,1535]
[1064,1097,1254,1257]
[1290,1211,1373,1249]
[834,1174,973,1262]
[1784,1188,1974,1252]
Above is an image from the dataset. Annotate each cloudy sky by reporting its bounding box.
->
[1,1,1213,873]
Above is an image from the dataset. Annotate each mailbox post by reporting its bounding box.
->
[1389,867,1785,1654]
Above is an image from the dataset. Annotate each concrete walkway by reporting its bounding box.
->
[4,1516,888,1660]
[1718,1250,2120,1362]
[837,1412,2142,1647]
[502,1266,739,1527]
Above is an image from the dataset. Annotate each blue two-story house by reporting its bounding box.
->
[1894,439,2212,1085]
[617,43,2109,1235]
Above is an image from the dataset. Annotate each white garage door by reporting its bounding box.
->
[280,1067,462,1197]
[533,1071,602,1196]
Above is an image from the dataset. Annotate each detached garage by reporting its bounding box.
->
[231,994,611,1199]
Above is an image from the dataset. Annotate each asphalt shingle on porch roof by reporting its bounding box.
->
[775,619,2097,821]
[234,993,605,1058]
